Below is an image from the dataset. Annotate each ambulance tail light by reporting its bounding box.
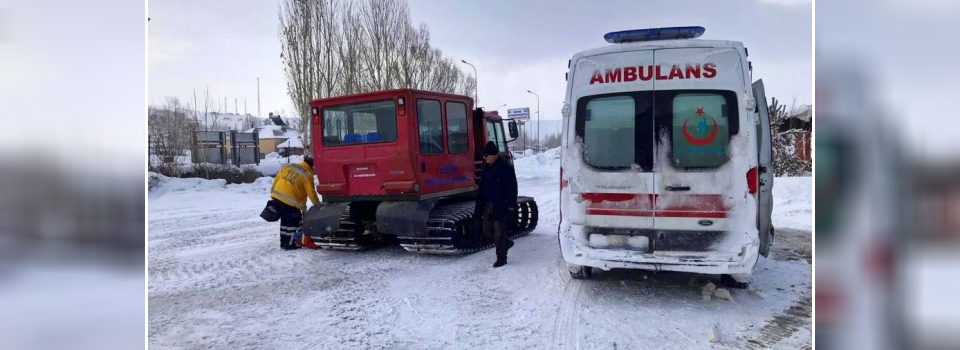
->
[864,238,895,286]
[604,26,705,44]
[747,167,758,195]
[816,279,845,326]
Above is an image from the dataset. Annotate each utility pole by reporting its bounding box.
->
[461,60,478,105]
[257,78,261,119]
[527,90,540,154]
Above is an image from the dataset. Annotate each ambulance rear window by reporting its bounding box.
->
[661,93,734,168]
[576,90,738,171]
[582,96,638,168]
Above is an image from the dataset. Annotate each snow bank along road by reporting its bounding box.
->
[148,152,812,350]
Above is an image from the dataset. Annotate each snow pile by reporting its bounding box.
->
[149,174,274,203]
[514,147,561,169]
[228,176,274,195]
[257,155,305,176]
[772,177,812,231]
[151,175,228,193]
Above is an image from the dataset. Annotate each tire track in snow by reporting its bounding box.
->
[298,267,401,350]
[149,212,262,239]
[149,253,280,294]
[744,294,812,349]
[553,273,584,350]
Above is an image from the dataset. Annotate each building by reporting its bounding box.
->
[779,105,812,161]
[277,136,305,157]
[245,115,301,158]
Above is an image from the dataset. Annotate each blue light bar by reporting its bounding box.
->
[604,26,705,44]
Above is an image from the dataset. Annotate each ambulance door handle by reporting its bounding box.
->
[666,185,691,192]
[421,163,426,172]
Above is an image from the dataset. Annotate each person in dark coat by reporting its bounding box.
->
[476,141,519,268]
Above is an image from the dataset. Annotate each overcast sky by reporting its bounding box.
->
[149,0,811,121]
[817,0,960,158]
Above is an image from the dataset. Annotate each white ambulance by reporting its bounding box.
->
[558,27,774,287]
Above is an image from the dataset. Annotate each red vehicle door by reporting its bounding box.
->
[414,96,475,198]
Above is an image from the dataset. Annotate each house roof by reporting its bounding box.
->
[786,105,812,122]
[277,136,304,149]
[778,105,813,132]
[244,125,300,140]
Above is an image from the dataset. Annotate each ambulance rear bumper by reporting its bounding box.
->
[558,223,759,275]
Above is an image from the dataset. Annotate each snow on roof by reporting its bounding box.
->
[787,105,812,122]
[246,124,299,140]
[277,136,304,149]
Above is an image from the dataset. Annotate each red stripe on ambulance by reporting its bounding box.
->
[580,193,729,218]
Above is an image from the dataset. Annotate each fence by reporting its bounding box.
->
[192,131,261,165]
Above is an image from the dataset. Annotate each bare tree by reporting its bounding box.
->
[245,115,260,130]
[281,0,344,155]
[280,0,477,156]
[339,0,365,95]
[148,97,193,176]
[279,0,475,103]
[356,0,405,90]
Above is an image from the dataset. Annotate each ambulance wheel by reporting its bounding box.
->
[721,274,750,289]
[569,265,592,280]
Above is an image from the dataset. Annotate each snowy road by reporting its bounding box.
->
[148,152,812,349]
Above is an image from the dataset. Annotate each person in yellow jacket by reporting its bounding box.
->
[270,156,320,250]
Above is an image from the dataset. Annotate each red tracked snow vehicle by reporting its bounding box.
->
[302,89,538,254]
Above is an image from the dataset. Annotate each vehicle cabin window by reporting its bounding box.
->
[446,102,469,154]
[584,96,636,168]
[485,121,507,153]
[417,99,444,155]
[668,93,731,168]
[486,122,499,149]
[495,124,506,152]
[322,100,398,146]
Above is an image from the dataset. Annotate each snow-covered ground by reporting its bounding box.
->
[148,149,811,349]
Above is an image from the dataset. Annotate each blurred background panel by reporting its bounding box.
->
[0,0,146,349]
[817,0,960,349]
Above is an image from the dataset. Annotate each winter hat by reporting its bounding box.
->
[484,141,499,156]
[303,155,314,167]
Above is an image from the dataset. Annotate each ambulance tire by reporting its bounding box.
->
[721,274,750,289]
[569,265,592,280]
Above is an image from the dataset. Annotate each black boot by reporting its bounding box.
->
[493,258,507,268]
[280,234,299,250]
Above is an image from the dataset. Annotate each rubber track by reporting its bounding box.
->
[313,207,374,251]
[399,197,539,255]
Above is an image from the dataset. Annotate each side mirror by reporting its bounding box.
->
[508,121,519,139]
